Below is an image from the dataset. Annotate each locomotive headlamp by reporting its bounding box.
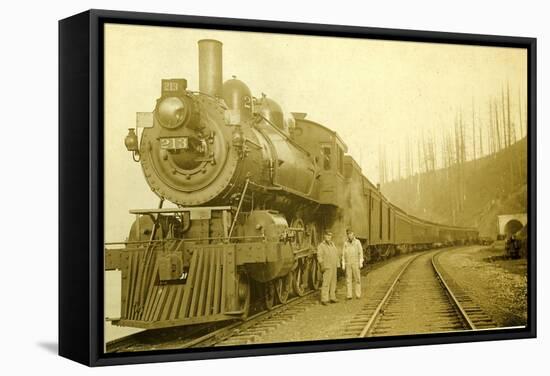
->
[156,97,189,129]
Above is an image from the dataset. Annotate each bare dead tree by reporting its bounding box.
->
[507,83,515,144]
[518,88,523,139]
[409,138,414,178]
[494,100,502,152]
[417,134,423,174]
[461,111,467,163]
[378,142,383,184]
[426,128,436,171]
[478,110,483,157]
[422,130,431,173]
[422,130,427,172]
[397,149,401,181]
[454,119,460,166]
[471,100,476,162]
[460,111,467,209]
[487,101,496,155]
[517,88,525,182]
[406,138,412,178]
[441,130,453,219]
[501,88,509,149]
[384,145,389,182]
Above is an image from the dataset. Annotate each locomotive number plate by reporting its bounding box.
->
[160,137,188,150]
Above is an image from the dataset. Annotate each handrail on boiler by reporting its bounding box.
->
[228,178,250,240]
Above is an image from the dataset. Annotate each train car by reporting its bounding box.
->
[394,208,414,251]
[105,39,478,331]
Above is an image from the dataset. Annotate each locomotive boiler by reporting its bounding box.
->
[105,38,478,331]
[135,41,318,209]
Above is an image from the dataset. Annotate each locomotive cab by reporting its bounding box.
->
[290,116,348,208]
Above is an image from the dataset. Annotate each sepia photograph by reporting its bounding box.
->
[102,22,529,354]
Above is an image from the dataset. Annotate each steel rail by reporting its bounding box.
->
[105,332,144,353]
[359,252,424,337]
[185,289,319,348]
[431,250,477,330]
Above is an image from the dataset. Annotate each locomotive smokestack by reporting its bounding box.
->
[198,39,223,97]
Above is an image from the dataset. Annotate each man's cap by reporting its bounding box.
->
[324,230,333,236]
[346,228,353,234]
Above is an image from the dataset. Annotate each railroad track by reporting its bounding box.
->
[108,248,495,352]
[106,289,319,352]
[341,247,495,338]
[431,250,496,330]
[201,291,319,347]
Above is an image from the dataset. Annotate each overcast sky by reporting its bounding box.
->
[104,23,527,242]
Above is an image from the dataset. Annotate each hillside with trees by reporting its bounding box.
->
[381,137,527,237]
[379,85,527,238]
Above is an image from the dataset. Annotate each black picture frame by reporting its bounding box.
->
[59,9,537,367]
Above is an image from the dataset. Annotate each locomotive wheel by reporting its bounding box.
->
[237,273,251,318]
[275,274,291,304]
[310,258,322,290]
[292,261,308,296]
[264,281,276,310]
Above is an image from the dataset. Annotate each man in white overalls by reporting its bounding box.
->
[342,229,364,299]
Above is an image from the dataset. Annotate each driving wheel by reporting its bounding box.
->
[264,281,276,310]
[310,258,322,290]
[293,260,308,296]
[275,274,291,304]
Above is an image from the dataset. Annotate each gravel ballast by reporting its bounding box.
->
[437,246,527,327]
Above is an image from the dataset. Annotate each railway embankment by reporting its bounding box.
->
[437,246,527,327]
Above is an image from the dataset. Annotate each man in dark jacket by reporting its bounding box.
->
[317,230,340,305]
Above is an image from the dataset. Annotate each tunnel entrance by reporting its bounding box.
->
[504,219,523,236]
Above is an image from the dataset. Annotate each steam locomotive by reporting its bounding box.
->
[105,39,478,330]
